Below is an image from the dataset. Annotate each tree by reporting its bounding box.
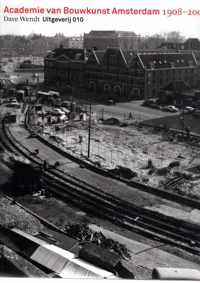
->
[164,31,185,43]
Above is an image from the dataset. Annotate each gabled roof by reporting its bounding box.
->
[103,48,129,67]
[87,48,130,67]
[46,47,85,61]
[95,50,105,64]
[123,51,135,64]
[137,52,197,69]
[56,54,71,62]
[87,50,105,65]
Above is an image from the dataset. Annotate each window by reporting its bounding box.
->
[109,54,117,66]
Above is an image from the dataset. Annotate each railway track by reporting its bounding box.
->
[1,115,200,256]
[165,176,185,190]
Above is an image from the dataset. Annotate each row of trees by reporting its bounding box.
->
[0,33,80,57]
[0,31,185,57]
[137,31,185,50]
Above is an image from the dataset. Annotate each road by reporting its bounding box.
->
[90,100,176,122]
[0,162,12,186]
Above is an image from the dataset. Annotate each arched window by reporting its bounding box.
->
[113,85,121,96]
[104,84,111,93]
[88,81,96,92]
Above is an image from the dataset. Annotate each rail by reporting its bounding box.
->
[1,115,200,255]
[24,107,200,210]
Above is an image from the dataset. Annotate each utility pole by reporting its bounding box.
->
[87,103,92,159]
[180,100,185,134]
[101,108,104,120]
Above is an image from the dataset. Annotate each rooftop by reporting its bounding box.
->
[138,52,197,69]
[85,30,136,37]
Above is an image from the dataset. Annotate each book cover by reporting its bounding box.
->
[0,0,200,280]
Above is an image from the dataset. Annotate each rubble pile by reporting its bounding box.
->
[35,109,200,198]
[65,223,131,259]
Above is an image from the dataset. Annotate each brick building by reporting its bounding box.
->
[44,46,198,100]
[85,49,197,99]
[85,48,137,100]
[135,52,197,99]
[44,46,86,89]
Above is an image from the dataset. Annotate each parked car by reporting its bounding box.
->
[192,109,200,116]
[150,103,161,110]
[107,99,116,105]
[6,102,20,109]
[142,99,154,107]
[60,107,70,114]
[9,98,17,103]
[37,111,47,117]
[52,108,65,116]
[162,105,179,112]
[183,106,195,114]
[61,101,71,108]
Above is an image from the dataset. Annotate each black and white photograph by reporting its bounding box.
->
[0,0,200,279]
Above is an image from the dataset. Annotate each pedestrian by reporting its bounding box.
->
[185,126,190,139]
[43,160,48,170]
[128,112,133,120]
[79,135,83,144]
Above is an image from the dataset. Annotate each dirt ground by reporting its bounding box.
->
[43,120,200,194]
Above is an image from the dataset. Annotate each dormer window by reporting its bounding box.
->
[75,53,82,60]
[150,62,155,69]
[187,60,193,66]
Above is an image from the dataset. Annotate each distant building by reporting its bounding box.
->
[84,30,140,51]
[63,36,83,49]
[184,38,200,50]
[159,38,200,51]
[15,60,44,73]
[159,42,185,50]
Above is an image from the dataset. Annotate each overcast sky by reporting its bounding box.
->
[0,0,200,38]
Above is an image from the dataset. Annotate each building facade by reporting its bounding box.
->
[85,49,198,99]
[44,46,86,89]
[84,30,139,51]
[44,46,198,100]
[135,52,197,99]
[62,36,83,49]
